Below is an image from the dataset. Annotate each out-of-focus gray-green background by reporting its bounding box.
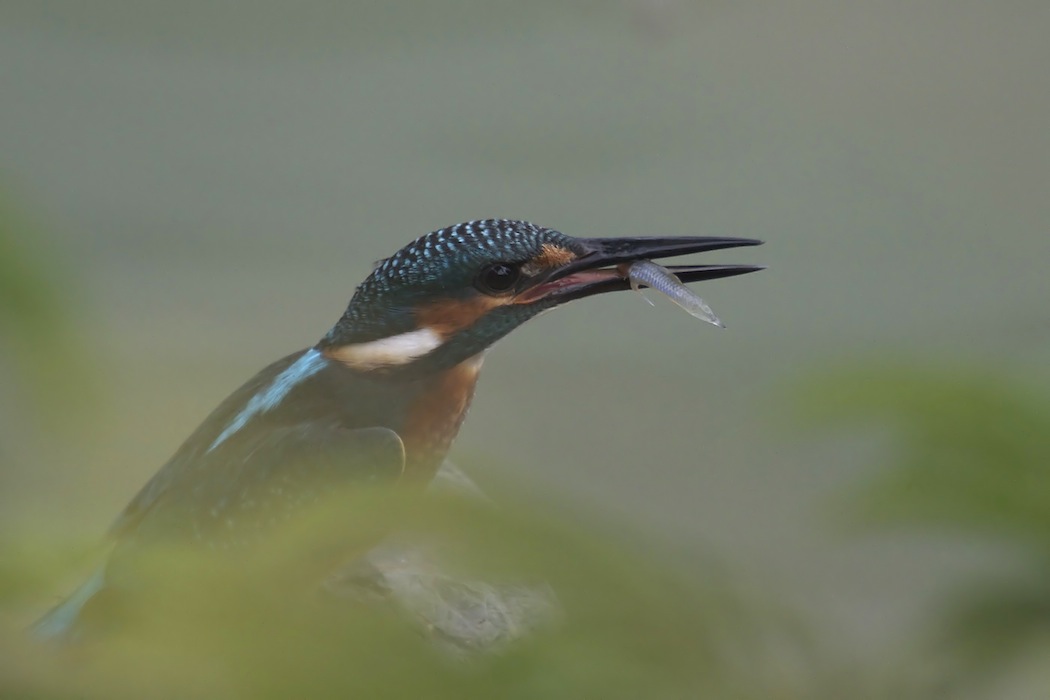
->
[2,0,1048,663]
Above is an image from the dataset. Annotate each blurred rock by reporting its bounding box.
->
[325,461,560,653]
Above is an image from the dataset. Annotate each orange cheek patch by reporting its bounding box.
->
[522,244,577,276]
[417,294,507,338]
[536,243,577,267]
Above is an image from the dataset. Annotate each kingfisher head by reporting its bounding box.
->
[319,220,762,376]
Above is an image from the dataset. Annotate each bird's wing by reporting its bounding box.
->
[109,350,312,538]
[35,424,405,640]
[118,423,406,549]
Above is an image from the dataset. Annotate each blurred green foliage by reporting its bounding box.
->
[797,363,1050,539]
[2,492,857,700]
[0,191,94,424]
[7,329,1050,696]
[797,362,1050,694]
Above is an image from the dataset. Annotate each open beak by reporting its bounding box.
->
[517,236,765,305]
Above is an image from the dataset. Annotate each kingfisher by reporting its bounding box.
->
[33,219,762,639]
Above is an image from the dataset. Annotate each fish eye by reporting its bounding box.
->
[475,262,521,295]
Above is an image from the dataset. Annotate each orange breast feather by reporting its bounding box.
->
[400,356,483,482]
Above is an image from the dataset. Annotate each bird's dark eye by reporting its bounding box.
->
[475,262,521,294]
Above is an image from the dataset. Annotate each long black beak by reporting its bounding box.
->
[521,236,764,304]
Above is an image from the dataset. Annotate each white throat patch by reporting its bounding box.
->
[328,327,443,371]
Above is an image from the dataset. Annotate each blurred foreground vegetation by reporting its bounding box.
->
[3,491,859,700]
[7,362,1050,699]
[0,193,95,425]
[797,364,1050,697]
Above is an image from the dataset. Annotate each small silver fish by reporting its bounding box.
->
[626,260,725,328]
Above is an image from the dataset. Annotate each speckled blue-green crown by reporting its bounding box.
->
[369,219,571,288]
[326,219,576,347]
